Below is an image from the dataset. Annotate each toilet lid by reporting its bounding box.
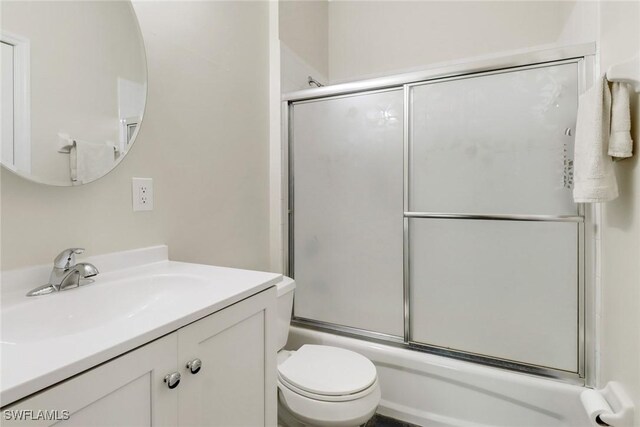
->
[277,345,377,396]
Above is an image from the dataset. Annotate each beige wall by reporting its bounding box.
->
[599,0,640,416]
[1,1,271,272]
[328,1,585,83]
[279,0,328,79]
[279,1,596,84]
[280,43,329,93]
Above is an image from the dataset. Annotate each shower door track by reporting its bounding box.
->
[285,44,596,386]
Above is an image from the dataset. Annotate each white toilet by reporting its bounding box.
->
[276,277,381,427]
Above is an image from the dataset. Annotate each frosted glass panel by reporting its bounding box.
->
[410,62,579,215]
[292,90,404,336]
[409,219,578,371]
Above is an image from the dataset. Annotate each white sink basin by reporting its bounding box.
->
[1,274,210,344]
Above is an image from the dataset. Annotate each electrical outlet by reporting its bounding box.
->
[132,177,153,211]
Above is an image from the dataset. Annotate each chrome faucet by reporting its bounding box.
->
[26,248,99,297]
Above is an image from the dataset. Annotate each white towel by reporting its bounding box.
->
[608,82,634,158]
[572,76,634,203]
[70,140,115,184]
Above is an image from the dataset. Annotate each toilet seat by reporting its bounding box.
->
[277,345,378,402]
[279,375,379,403]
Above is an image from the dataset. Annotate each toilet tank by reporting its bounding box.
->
[276,276,296,351]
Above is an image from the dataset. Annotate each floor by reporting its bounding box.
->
[365,414,421,427]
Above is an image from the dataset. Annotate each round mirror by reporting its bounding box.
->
[1,1,147,186]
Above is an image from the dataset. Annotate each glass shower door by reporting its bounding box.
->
[407,62,581,372]
[291,89,404,337]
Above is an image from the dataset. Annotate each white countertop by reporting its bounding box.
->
[0,246,282,406]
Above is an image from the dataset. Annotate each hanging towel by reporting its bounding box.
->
[608,82,634,158]
[70,140,115,184]
[573,77,618,203]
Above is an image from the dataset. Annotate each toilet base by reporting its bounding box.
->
[278,398,376,427]
[278,399,307,427]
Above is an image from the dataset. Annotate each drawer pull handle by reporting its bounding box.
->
[186,358,202,374]
[164,372,181,389]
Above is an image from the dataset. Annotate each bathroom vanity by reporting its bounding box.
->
[0,246,281,426]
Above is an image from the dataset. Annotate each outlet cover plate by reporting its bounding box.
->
[132,177,153,211]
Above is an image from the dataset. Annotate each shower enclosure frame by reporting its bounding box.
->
[282,43,597,386]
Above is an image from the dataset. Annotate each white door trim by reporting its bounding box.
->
[1,30,30,173]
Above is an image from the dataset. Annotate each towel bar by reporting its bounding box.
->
[57,133,120,156]
[606,54,640,92]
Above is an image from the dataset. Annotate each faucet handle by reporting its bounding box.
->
[53,248,84,269]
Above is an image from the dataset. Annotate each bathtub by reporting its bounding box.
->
[287,326,592,427]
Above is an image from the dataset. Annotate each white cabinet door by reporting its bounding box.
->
[2,334,178,427]
[177,288,277,427]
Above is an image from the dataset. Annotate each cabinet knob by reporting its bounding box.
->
[186,358,202,374]
[164,372,181,389]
